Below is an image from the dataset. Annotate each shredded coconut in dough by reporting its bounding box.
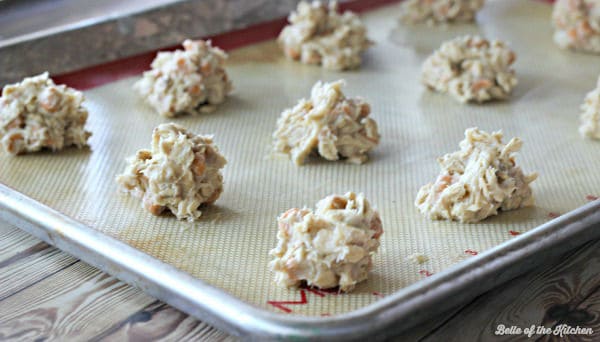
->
[422,35,517,103]
[116,123,227,222]
[273,80,380,165]
[553,0,600,54]
[270,192,383,292]
[415,128,537,223]
[580,76,600,139]
[134,40,232,117]
[399,0,484,25]
[278,1,372,70]
[0,72,91,155]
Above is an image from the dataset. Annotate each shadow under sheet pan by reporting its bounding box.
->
[1,0,599,340]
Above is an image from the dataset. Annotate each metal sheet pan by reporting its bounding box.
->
[1,0,599,339]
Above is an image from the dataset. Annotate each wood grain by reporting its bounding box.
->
[0,262,154,341]
[395,239,600,342]
[93,301,233,342]
[0,224,41,262]
[0,246,77,301]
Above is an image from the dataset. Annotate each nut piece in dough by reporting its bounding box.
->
[399,0,484,25]
[134,40,232,117]
[273,80,380,165]
[415,128,537,223]
[553,0,600,54]
[0,72,91,155]
[278,1,373,70]
[270,192,383,292]
[422,35,517,103]
[116,123,227,222]
[580,76,600,139]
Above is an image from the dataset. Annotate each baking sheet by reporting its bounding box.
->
[0,0,598,317]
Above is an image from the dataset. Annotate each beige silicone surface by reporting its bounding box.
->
[1,0,599,316]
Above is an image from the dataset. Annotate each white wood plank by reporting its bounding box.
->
[96,301,235,342]
[0,246,77,301]
[0,262,155,341]
[0,222,41,262]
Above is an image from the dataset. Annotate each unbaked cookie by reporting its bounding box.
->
[273,80,380,165]
[422,35,517,103]
[400,0,484,25]
[415,128,537,223]
[278,1,372,70]
[116,123,227,222]
[553,0,600,54]
[134,40,232,117]
[0,72,91,155]
[269,192,383,292]
[580,76,600,139]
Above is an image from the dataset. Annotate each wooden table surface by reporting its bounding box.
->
[0,220,598,341]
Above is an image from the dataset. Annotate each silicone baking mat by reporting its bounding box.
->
[0,0,598,316]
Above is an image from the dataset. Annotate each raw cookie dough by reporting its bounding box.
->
[134,39,232,117]
[422,35,517,103]
[399,0,484,25]
[0,72,91,155]
[116,123,227,222]
[553,0,600,54]
[278,1,372,70]
[580,76,600,139]
[415,128,537,223]
[273,80,380,165]
[269,192,383,292]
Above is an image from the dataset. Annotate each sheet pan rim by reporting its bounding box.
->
[1,183,598,340]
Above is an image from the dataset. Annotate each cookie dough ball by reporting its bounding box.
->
[580,76,600,139]
[400,0,484,25]
[116,123,227,222]
[269,192,383,292]
[415,128,537,223]
[0,72,91,155]
[422,35,517,103]
[553,0,600,54]
[278,1,372,70]
[273,80,380,165]
[134,40,232,117]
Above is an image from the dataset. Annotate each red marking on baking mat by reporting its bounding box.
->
[464,249,478,256]
[419,270,433,277]
[548,212,561,219]
[300,283,340,295]
[321,313,331,317]
[52,0,403,90]
[318,287,340,295]
[372,291,384,298]
[509,230,521,236]
[267,290,308,313]
[586,195,599,201]
[305,288,326,297]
